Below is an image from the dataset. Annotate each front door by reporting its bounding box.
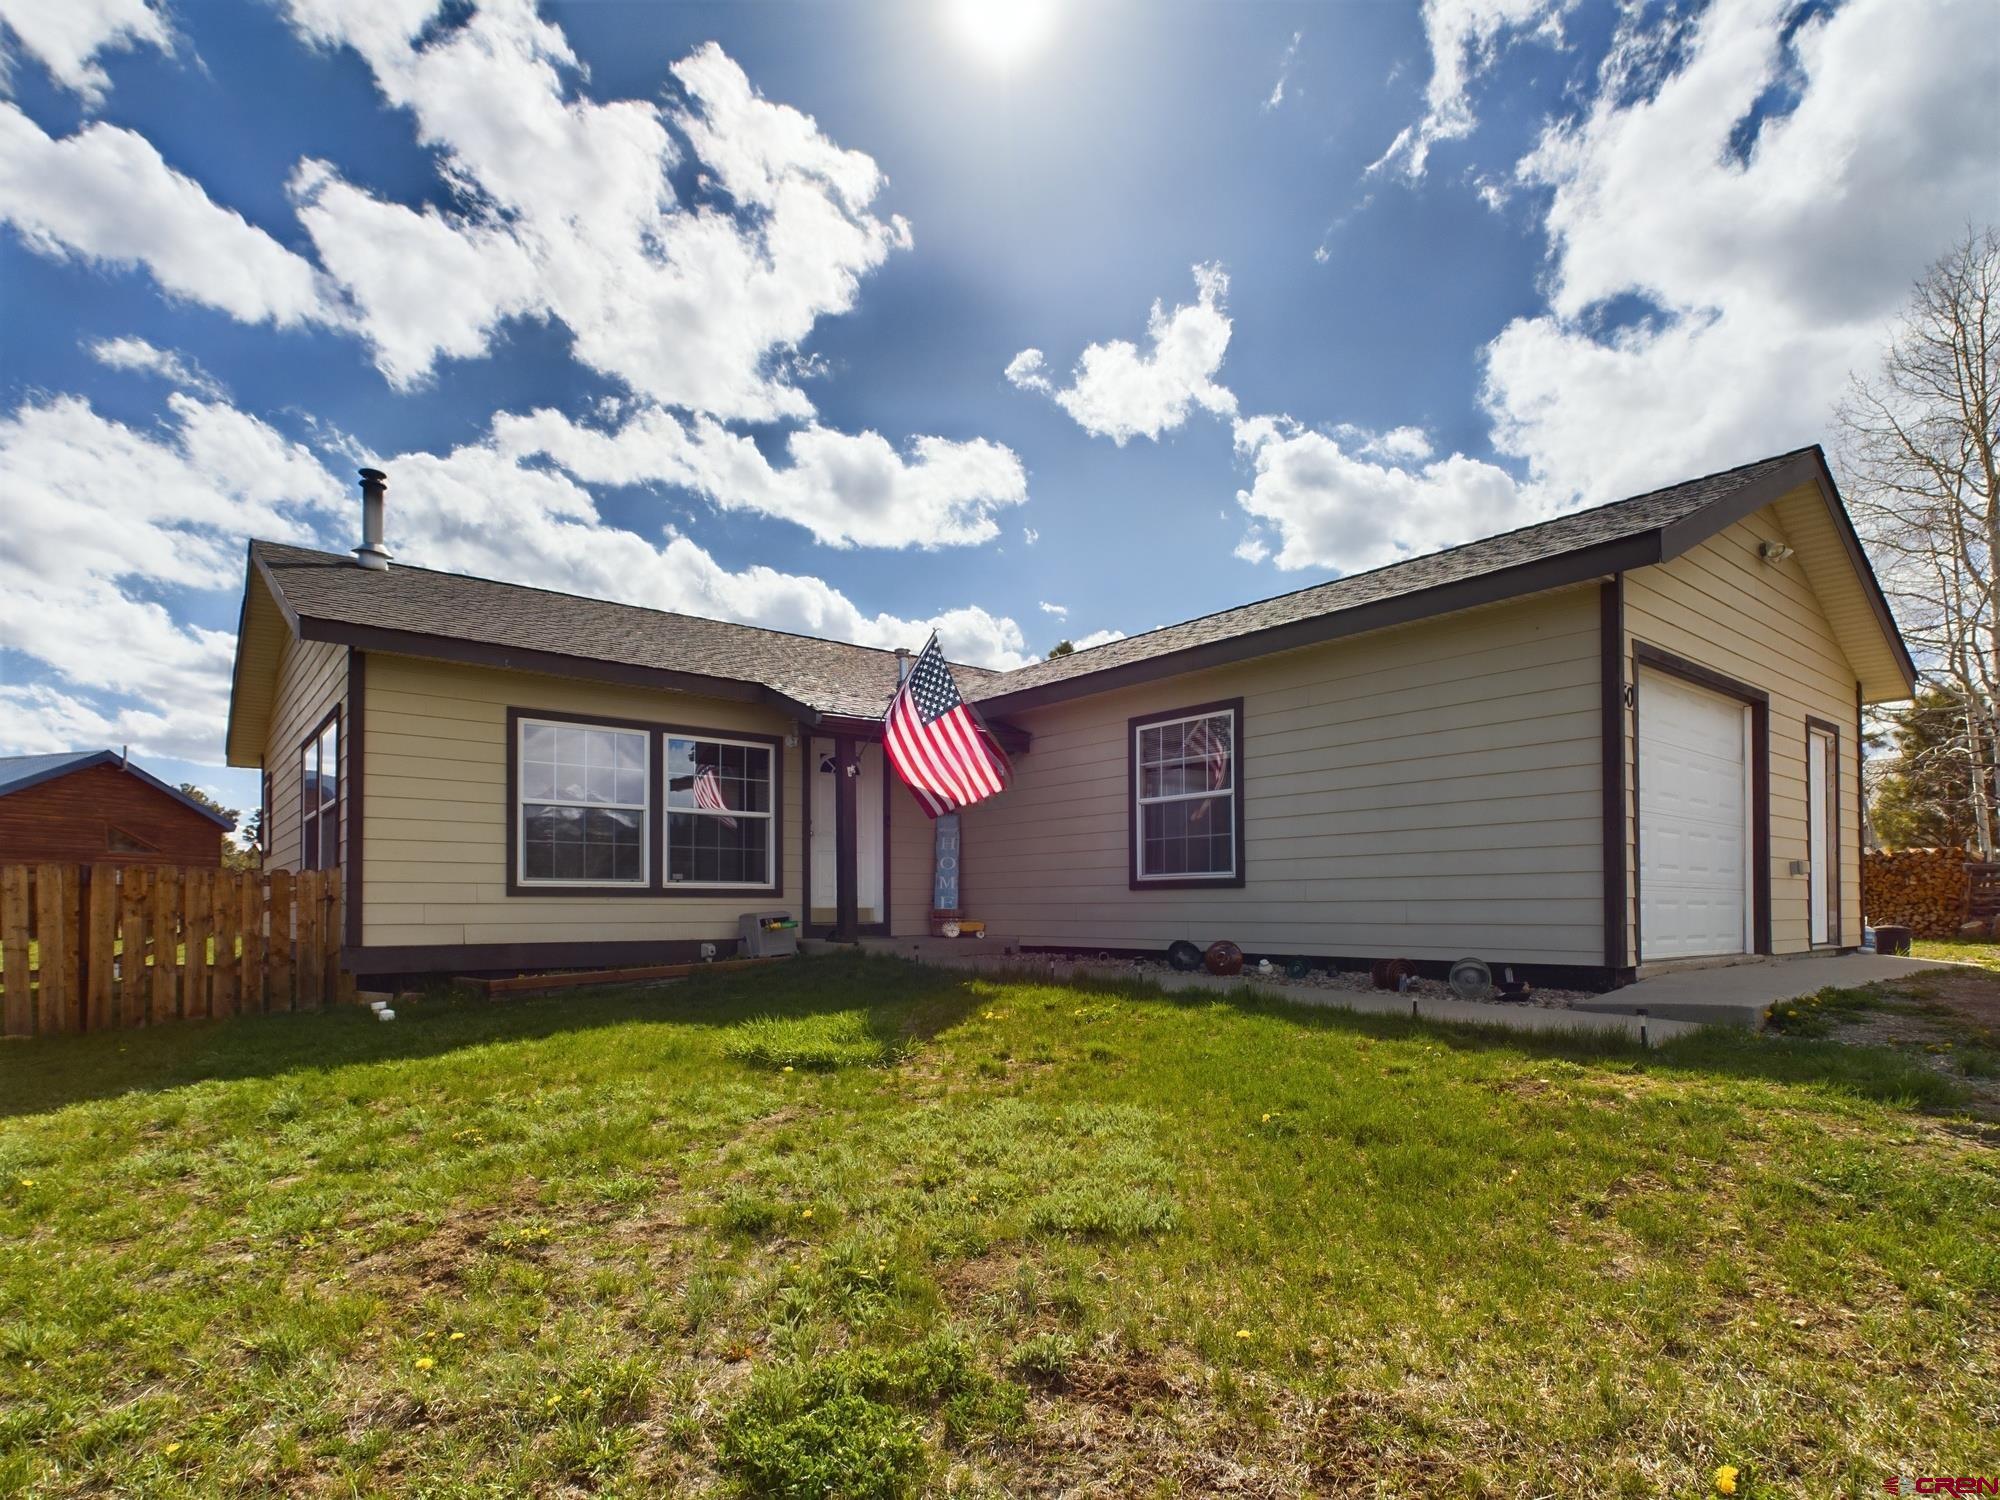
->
[809,736,885,931]
[1808,726,1834,945]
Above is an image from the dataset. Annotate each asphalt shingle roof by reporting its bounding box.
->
[0,751,235,825]
[973,449,1816,703]
[250,448,1822,720]
[252,542,1002,719]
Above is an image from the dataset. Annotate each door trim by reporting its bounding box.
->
[1806,714,1843,948]
[1632,642,1771,960]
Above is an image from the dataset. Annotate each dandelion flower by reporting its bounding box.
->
[17,1178,34,1187]
[163,1442,182,1456]
[968,1192,979,1204]
[1714,1466,1739,1495]
[781,1065,794,1074]
[1260,1113,1271,1122]
[449,1332,465,1341]
[800,1208,813,1219]
[1234,1329,1253,1340]
[415,1357,434,1370]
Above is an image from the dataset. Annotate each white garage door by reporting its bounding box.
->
[1640,669,1750,961]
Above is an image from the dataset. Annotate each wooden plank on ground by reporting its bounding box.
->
[211,869,240,1020]
[267,869,293,1012]
[240,872,263,1015]
[37,865,75,1034]
[1,866,30,1038]
[118,866,149,1027]
[86,863,117,1031]
[474,955,786,996]
[150,865,180,1024]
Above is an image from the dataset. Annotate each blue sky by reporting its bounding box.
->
[2,0,1995,815]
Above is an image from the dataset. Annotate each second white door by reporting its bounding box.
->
[1639,669,1753,961]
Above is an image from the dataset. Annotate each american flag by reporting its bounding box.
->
[692,764,736,827]
[883,634,1011,818]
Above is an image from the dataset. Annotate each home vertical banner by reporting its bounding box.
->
[932,813,961,917]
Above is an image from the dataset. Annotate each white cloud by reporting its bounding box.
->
[0,385,1041,765]
[1480,0,2000,505]
[1336,422,1435,462]
[1022,526,1039,545]
[0,393,346,760]
[1369,0,1573,180]
[1038,600,1067,617]
[1007,263,1238,444]
[0,0,169,103]
[86,335,225,398]
[482,404,1027,550]
[1070,627,1126,651]
[1231,413,1531,573]
[1264,30,1302,111]
[0,104,335,327]
[277,5,910,417]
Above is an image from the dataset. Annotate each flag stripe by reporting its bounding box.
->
[881,634,1010,817]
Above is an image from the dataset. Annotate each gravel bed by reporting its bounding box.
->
[1060,954,1600,1010]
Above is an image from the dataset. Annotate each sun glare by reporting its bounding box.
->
[944,0,1060,71]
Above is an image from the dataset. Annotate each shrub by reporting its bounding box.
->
[721,1388,921,1499]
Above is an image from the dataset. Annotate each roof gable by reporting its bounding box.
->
[0,751,235,827]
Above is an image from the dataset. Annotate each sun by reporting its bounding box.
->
[944,0,1061,71]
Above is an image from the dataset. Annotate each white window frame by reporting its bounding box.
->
[515,716,652,888]
[1132,704,1240,883]
[664,732,777,890]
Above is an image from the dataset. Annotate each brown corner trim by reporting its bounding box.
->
[1806,713,1844,947]
[345,651,365,949]
[1631,642,1772,956]
[1127,696,1248,892]
[1599,577,1628,972]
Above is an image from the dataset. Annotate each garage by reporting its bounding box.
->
[1639,666,1755,961]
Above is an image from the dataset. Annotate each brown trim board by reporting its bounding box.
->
[1599,577,1629,974]
[1631,642,1773,958]
[346,939,741,977]
[1127,696,1248,892]
[345,651,365,948]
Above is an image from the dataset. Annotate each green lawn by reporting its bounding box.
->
[1912,936,2000,972]
[2,956,1994,1497]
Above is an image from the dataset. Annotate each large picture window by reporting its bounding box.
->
[517,718,649,886]
[1131,700,1242,886]
[301,711,339,871]
[666,735,775,888]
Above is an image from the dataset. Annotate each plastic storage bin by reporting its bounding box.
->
[739,912,799,958]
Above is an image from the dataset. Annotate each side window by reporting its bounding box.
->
[301,712,339,870]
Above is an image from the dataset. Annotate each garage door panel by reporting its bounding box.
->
[1640,670,1748,961]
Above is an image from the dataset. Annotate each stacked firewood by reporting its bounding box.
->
[1861,848,1972,938]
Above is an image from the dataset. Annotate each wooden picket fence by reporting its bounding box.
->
[0,863,354,1039]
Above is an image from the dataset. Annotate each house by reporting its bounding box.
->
[0,750,236,866]
[224,448,1913,989]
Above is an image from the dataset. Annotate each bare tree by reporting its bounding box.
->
[1841,226,2000,856]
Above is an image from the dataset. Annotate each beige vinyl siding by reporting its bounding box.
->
[1623,495,1862,958]
[263,632,347,873]
[958,586,1605,964]
[889,779,936,936]
[358,653,803,948]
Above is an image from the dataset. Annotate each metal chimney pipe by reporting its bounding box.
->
[895,646,912,682]
[354,467,392,571]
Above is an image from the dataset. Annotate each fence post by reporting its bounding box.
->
[211,870,239,1020]
[1,867,29,1038]
[118,867,150,1027]
[86,864,117,1031]
[150,865,180,1024]
[239,872,262,1016]
[267,869,293,1013]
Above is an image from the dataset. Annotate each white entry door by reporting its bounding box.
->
[809,737,885,927]
[1639,669,1752,961]
[1808,727,1833,945]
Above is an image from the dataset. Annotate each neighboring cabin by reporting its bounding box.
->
[226,447,1913,989]
[0,751,236,866]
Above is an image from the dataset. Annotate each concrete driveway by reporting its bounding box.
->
[1573,953,1962,1029]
